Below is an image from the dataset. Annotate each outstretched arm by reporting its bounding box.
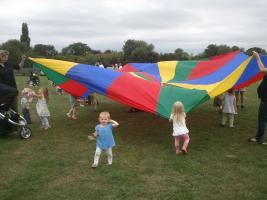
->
[253,51,267,73]
[110,119,119,127]
[18,55,26,69]
[169,114,173,122]
[33,93,42,98]
[88,131,97,140]
[92,131,98,137]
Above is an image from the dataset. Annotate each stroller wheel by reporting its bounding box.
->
[19,127,32,139]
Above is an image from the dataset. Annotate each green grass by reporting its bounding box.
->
[0,76,266,200]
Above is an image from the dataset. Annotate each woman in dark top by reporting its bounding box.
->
[0,50,26,112]
[248,51,267,145]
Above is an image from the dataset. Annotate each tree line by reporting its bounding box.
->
[1,23,266,68]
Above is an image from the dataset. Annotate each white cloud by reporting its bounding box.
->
[0,0,266,54]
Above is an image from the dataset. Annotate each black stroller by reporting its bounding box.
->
[27,71,40,87]
[0,84,32,139]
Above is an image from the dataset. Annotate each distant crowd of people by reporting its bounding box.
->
[95,62,123,70]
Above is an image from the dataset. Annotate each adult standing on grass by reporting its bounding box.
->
[248,51,267,145]
[0,50,26,112]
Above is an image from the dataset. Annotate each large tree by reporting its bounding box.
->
[246,47,266,56]
[33,44,57,57]
[20,22,31,50]
[0,39,27,66]
[204,44,232,57]
[101,51,123,67]
[122,39,158,62]
[174,48,190,60]
[231,45,245,52]
[158,53,177,61]
[62,42,91,55]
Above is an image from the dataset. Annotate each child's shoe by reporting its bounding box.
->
[247,138,267,145]
[181,149,187,154]
[72,115,77,120]
[67,113,71,118]
[248,137,257,142]
[259,141,267,145]
[91,163,98,168]
[175,149,182,155]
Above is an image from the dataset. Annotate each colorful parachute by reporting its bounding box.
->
[30,51,267,118]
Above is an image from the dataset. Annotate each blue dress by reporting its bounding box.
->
[96,123,115,150]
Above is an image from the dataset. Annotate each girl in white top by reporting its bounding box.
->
[35,87,51,130]
[169,101,190,155]
[221,89,237,128]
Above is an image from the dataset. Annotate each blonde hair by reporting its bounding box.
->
[0,50,9,63]
[99,111,110,120]
[40,87,49,102]
[171,101,186,123]
[0,50,9,56]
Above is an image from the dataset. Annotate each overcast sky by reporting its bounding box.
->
[1,0,267,54]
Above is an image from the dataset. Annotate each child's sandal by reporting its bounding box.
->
[175,149,181,155]
[181,149,187,154]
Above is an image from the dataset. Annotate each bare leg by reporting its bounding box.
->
[235,92,239,108]
[72,106,77,119]
[174,136,180,154]
[106,148,113,165]
[240,91,245,108]
[67,108,73,118]
[181,134,190,153]
[92,147,102,167]
[91,92,98,112]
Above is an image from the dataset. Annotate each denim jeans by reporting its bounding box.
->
[256,101,267,142]
[22,108,31,124]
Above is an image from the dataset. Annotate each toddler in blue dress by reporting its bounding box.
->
[91,111,119,168]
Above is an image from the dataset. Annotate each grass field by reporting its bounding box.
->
[0,76,266,200]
